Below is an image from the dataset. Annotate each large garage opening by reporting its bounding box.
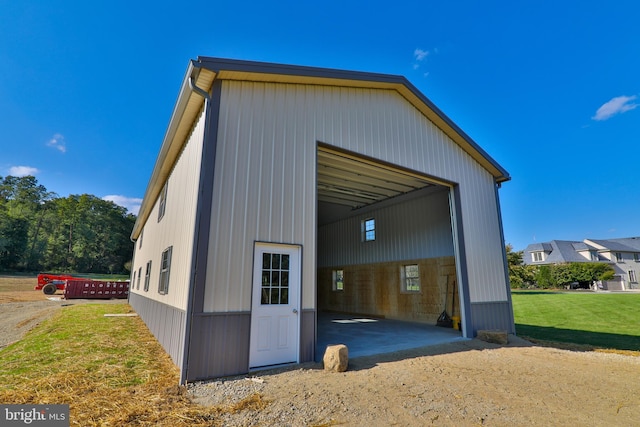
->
[315,144,464,360]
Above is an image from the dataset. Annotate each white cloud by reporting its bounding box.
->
[592,95,638,121]
[9,165,39,177]
[414,48,429,61]
[47,133,67,153]
[103,195,143,215]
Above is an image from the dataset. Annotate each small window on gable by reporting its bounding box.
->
[158,246,173,295]
[144,261,152,292]
[361,218,375,242]
[139,229,143,249]
[332,269,344,291]
[401,264,420,293]
[532,251,544,262]
[615,252,623,263]
[158,181,168,222]
[137,267,142,290]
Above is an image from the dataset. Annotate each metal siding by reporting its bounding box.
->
[130,109,206,310]
[186,312,251,380]
[129,292,187,367]
[204,80,507,313]
[300,309,316,362]
[470,301,515,334]
[318,191,454,266]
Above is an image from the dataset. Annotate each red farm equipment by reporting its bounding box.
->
[35,273,130,299]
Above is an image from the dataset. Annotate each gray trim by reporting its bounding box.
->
[197,56,510,182]
[186,312,251,381]
[129,293,187,368]
[300,309,316,362]
[494,181,516,333]
[451,185,473,337]
[470,301,515,335]
[181,79,223,384]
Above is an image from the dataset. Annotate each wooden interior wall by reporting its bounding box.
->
[317,256,458,323]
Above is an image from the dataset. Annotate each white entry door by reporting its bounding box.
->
[249,242,301,369]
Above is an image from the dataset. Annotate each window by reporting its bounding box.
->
[590,250,598,261]
[136,267,142,290]
[634,253,639,262]
[532,251,544,262]
[158,246,172,295]
[401,264,420,293]
[362,218,375,242]
[158,181,168,222]
[629,270,637,283]
[615,252,623,263]
[132,271,137,292]
[260,252,290,304]
[144,261,152,292]
[138,229,143,249]
[332,270,344,291]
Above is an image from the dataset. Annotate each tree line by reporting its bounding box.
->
[0,175,136,274]
[506,244,614,289]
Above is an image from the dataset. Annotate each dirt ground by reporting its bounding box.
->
[2,276,640,426]
[0,276,126,349]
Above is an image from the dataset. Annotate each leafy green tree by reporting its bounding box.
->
[0,175,135,274]
[506,244,536,288]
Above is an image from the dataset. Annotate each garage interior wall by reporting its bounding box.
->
[317,189,458,321]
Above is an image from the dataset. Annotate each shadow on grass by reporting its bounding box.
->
[515,324,640,352]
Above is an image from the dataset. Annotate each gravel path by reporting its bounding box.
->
[188,337,640,426]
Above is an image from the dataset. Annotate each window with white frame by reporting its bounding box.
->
[139,229,143,249]
[144,260,152,292]
[615,252,623,263]
[132,271,137,292]
[361,218,375,242]
[629,270,637,283]
[532,251,544,262]
[401,264,420,293]
[158,181,168,222]
[590,250,598,261]
[137,267,142,290]
[158,246,172,295]
[332,269,344,291]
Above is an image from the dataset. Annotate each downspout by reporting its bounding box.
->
[180,62,212,384]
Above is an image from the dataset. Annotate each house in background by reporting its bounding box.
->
[523,237,640,290]
[128,57,513,383]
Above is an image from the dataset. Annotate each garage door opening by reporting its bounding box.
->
[316,144,464,360]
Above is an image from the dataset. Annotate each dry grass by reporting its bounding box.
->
[0,276,49,303]
[0,303,262,426]
[520,335,640,357]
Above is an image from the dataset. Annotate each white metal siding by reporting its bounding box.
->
[317,190,454,266]
[130,110,206,310]
[203,81,508,312]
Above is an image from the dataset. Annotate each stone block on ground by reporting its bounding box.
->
[477,329,509,345]
[323,344,348,372]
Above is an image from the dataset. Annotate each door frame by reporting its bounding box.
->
[249,241,302,369]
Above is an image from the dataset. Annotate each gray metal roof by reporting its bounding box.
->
[523,237,640,265]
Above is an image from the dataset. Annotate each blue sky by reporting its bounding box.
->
[1,1,638,250]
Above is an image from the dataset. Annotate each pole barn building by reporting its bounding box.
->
[128,57,514,383]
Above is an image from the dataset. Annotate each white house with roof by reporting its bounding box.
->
[523,237,640,290]
[128,57,513,383]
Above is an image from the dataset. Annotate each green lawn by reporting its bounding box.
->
[511,290,640,351]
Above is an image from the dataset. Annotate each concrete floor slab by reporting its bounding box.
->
[316,312,468,361]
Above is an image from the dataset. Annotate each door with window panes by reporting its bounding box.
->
[249,243,301,369]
